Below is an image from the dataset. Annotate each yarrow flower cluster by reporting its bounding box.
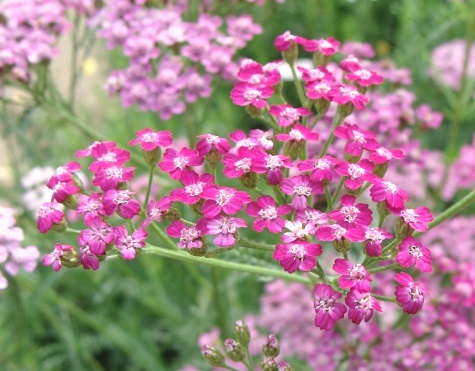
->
[0,206,40,289]
[39,31,437,336]
[96,1,262,119]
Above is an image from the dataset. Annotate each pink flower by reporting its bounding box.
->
[113,226,147,260]
[295,208,329,233]
[252,153,293,185]
[345,68,384,87]
[275,124,319,144]
[394,272,427,314]
[249,128,274,151]
[237,59,280,86]
[330,84,369,110]
[396,236,432,272]
[229,129,260,151]
[370,180,410,210]
[102,190,141,219]
[78,217,114,255]
[316,37,340,55]
[297,156,337,183]
[273,241,322,273]
[142,196,173,227]
[205,215,247,247]
[89,144,131,172]
[230,82,273,108]
[201,187,251,218]
[47,177,80,203]
[282,221,313,243]
[129,128,172,151]
[196,134,230,156]
[274,31,305,52]
[80,245,100,270]
[269,104,312,127]
[345,289,382,325]
[37,202,64,233]
[49,161,81,182]
[399,207,433,232]
[159,147,204,180]
[280,175,323,211]
[369,146,405,165]
[77,193,105,226]
[334,160,375,190]
[166,220,206,250]
[333,123,380,156]
[298,66,335,83]
[333,258,372,292]
[316,224,365,243]
[92,165,135,191]
[75,141,116,158]
[363,227,393,256]
[246,195,292,233]
[328,194,373,228]
[416,104,443,129]
[313,284,347,331]
[223,147,265,178]
[170,170,214,205]
[340,54,362,72]
[305,81,333,101]
[43,243,75,272]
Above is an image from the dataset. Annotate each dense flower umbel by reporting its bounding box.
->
[39,31,437,334]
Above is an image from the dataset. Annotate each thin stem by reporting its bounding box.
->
[368,262,398,274]
[330,177,345,208]
[106,244,312,284]
[371,294,396,303]
[288,61,306,106]
[324,184,333,210]
[144,165,155,210]
[318,111,344,158]
[239,238,276,251]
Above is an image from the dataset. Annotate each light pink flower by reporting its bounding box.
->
[273,241,322,273]
[205,215,247,247]
[129,128,172,151]
[246,195,292,233]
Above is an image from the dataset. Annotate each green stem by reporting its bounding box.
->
[330,177,345,208]
[318,111,344,158]
[211,266,229,338]
[289,61,306,106]
[368,262,399,274]
[106,244,312,284]
[64,227,81,235]
[371,294,396,303]
[144,165,155,209]
[239,238,276,251]
[324,184,333,210]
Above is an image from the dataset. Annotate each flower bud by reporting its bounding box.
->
[240,172,258,189]
[333,238,351,253]
[142,148,162,167]
[263,333,280,358]
[224,339,245,362]
[278,361,294,371]
[51,219,68,233]
[205,149,223,170]
[261,356,278,371]
[245,104,264,119]
[61,248,81,268]
[336,102,355,118]
[201,345,225,367]
[314,98,331,117]
[282,42,299,65]
[63,194,79,210]
[187,240,208,257]
[164,208,181,221]
[234,320,251,347]
[373,162,389,178]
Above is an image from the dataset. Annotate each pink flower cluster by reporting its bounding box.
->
[97,1,262,119]
[0,206,40,289]
[0,0,94,90]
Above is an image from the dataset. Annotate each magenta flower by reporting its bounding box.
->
[201,187,251,218]
[273,241,322,273]
[50,161,81,182]
[196,134,230,156]
[252,153,293,185]
[80,245,100,271]
[246,195,292,233]
[298,65,335,83]
[274,30,305,51]
[237,59,280,86]
[295,208,329,233]
[345,289,382,325]
[92,165,135,191]
[37,202,64,233]
[363,227,393,256]
[370,180,410,210]
[333,123,380,156]
[297,155,337,183]
[305,81,333,101]
[114,226,147,260]
[223,147,264,178]
[282,221,313,243]
[250,128,274,151]
[280,175,323,211]
[170,170,214,205]
[102,190,141,219]
[78,217,114,255]
[128,128,172,151]
[328,194,373,228]
[205,215,247,247]
[316,37,340,55]
[340,54,362,72]
[75,141,116,158]
[333,258,372,292]
[399,207,433,232]
[159,147,204,180]
[89,145,131,172]
[275,123,319,144]
[396,236,432,272]
[394,272,427,314]
[166,220,206,250]
[47,177,81,203]
[43,243,75,272]
[77,193,105,226]
[369,146,405,165]
[334,160,375,190]
[330,84,369,110]
[345,68,384,87]
[230,82,273,108]
[316,224,365,243]
[416,104,443,129]
[269,104,312,127]
[142,196,173,227]
[313,284,347,331]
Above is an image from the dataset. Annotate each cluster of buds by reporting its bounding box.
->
[39,32,436,333]
[201,320,292,370]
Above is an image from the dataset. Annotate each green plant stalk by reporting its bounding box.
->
[318,111,344,157]
[289,61,307,106]
[368,262,399,274]
[371,294,396,303]
[330,177,346,208]
[144,165,155,210]
[106,244,312,284]
[239,238,276,251]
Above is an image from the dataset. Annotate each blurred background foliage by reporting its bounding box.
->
[1,0,474,369]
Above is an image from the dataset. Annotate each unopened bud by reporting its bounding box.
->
[205,149,223,170]
[142,148,162,167]
[245,105,264,119]
[333,238,351,253]
[164,208,181,221]
[261,356,278,371]
[278,360,294,371]
[201,345,225,367]
[234,320,251,347]
[224,339,245,362]
[240,172,258,189]
[282,42,298,65]
[51,219,68,233]
[263,333,280,358]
